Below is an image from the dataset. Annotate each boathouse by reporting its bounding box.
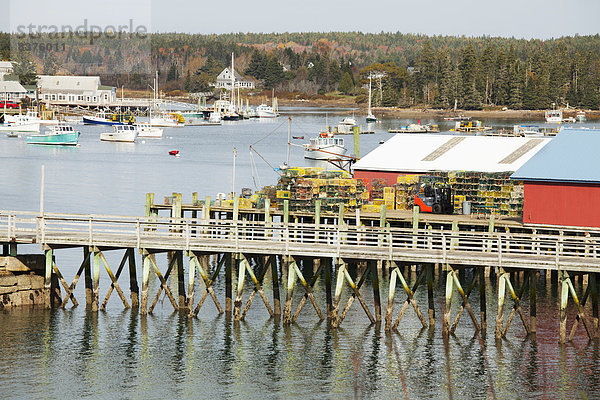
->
[0,80,28,102]
[511,128,600,228]
[353,134,551,190]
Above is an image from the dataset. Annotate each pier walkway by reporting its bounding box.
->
[2,209,599,343]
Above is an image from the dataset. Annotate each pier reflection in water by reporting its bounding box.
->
[1,270,599,399]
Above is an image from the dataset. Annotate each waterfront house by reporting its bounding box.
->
[37,75,116,106]
[512,128,600,228]
[215,68,255,90]
[0,80,28,102]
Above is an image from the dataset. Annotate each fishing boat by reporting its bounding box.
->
[545,109,562,123]
[100,125,138,142]
[513,125,560,137]
[179,111,222,126]
[26,124,80,146]
[136,123,163,138]
[451,120,492,133]
[577,111,587,123]
[256,104,278,118]
[6,110,59,125]
[366,74,377,123]
[83,112,127,126]
[304,132,347,160]
[150,113,185,127]
[0,120,40,133]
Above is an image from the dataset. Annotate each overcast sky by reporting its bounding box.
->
[3,0,600,39]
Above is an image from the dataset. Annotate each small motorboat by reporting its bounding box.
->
[26,123,80,145]
[292,136,304,139]
[169,150,179,156]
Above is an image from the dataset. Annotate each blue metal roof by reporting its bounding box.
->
[511,128,600,183]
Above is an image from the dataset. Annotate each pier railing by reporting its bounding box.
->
[2,210,600,271]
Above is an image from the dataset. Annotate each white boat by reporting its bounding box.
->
[26,124,80,145]
[256,104,278,118]
[577,111,587,123]
[0,121,40,132]
[136,123,163,138]
[339,116,357,126]
[304,133,347,160]
[100,125,138,142]
[150,115,185,127]
[6,110,59,125]
[513,125,561,137]
[545,109,562,123]
[391,123,440,133]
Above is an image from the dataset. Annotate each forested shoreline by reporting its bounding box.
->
[1,31,599,110]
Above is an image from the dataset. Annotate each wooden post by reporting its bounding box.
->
[591,273,599,338]
[427,263,435,328]
[480,266,487,334]
[233,254,245,320]
[283,200,289,225]
[128,248,139,309]
[530,270,537,334]
[225,253,233,313]
[44,246,53,308]
[187,251,196,312]
[331,259,346,327]
[9,242,17,257]
[84,246,92,306]
[371,260,381,322]
[325,257,333,321]
[443,267,453,336]
[496,270,506,340]
[559,270,569,344]
[379,205,387,227]
[141,250,151,314]
[145,192,154,217]
[92,248,101,311]
[283,256,295,324]
[271,256,281,317]
[385,266,397,331]
[233,197,239,221]
[177,250,185,309]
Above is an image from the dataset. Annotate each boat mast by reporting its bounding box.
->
[231,52,235,114]
[368,74,372,116]
[286,116,291,167]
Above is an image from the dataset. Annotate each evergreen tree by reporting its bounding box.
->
[12,52,38,85]
[459,44,481,109]
[339,72,354,94]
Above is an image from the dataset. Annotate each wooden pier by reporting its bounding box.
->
[2,201,600,343]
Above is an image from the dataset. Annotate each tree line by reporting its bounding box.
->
[1,31,599,109]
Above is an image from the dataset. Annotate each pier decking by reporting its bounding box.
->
[2,206,599,343]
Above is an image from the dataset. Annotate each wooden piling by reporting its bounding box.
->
[371,260,382,323]
[496,270,506,340]
[92,248,101,311]
[385,266,397,331]
[84,246,92,306]
[442,267,453,336]
[479,266,487,334]
[331,259,346,327]
[225,253,233,313]
[44,246,52,308]
[127,248,139,309]
[187,251,196,312]
[529,270,537,334]
[270,256,281,317]
[283,256,296,324]
[591,273,599,338]
[325,257,333,321]
[177,250,185,309]
[427,263,435,328]
[140,250,151,314]
[233,254,245,321]
[559,270,568,344]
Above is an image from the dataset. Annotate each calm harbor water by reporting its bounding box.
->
[1,109,599,399]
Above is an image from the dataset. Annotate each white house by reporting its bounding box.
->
[0,61,14,81]
[37,75,116,105]
[0,80,28,102]
[215,68,255,90]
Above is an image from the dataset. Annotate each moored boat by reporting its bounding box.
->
[577,111,587,123]
[451,120,491,133]
[0,121,40,133]
[83,112,123,126]
[136,123,163,138]
[304,132,347,160]
[26,124,80,146]
[545,109,562,123]
[100,125,138,142]
[390,122,439,133]
[255,104,278,118]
